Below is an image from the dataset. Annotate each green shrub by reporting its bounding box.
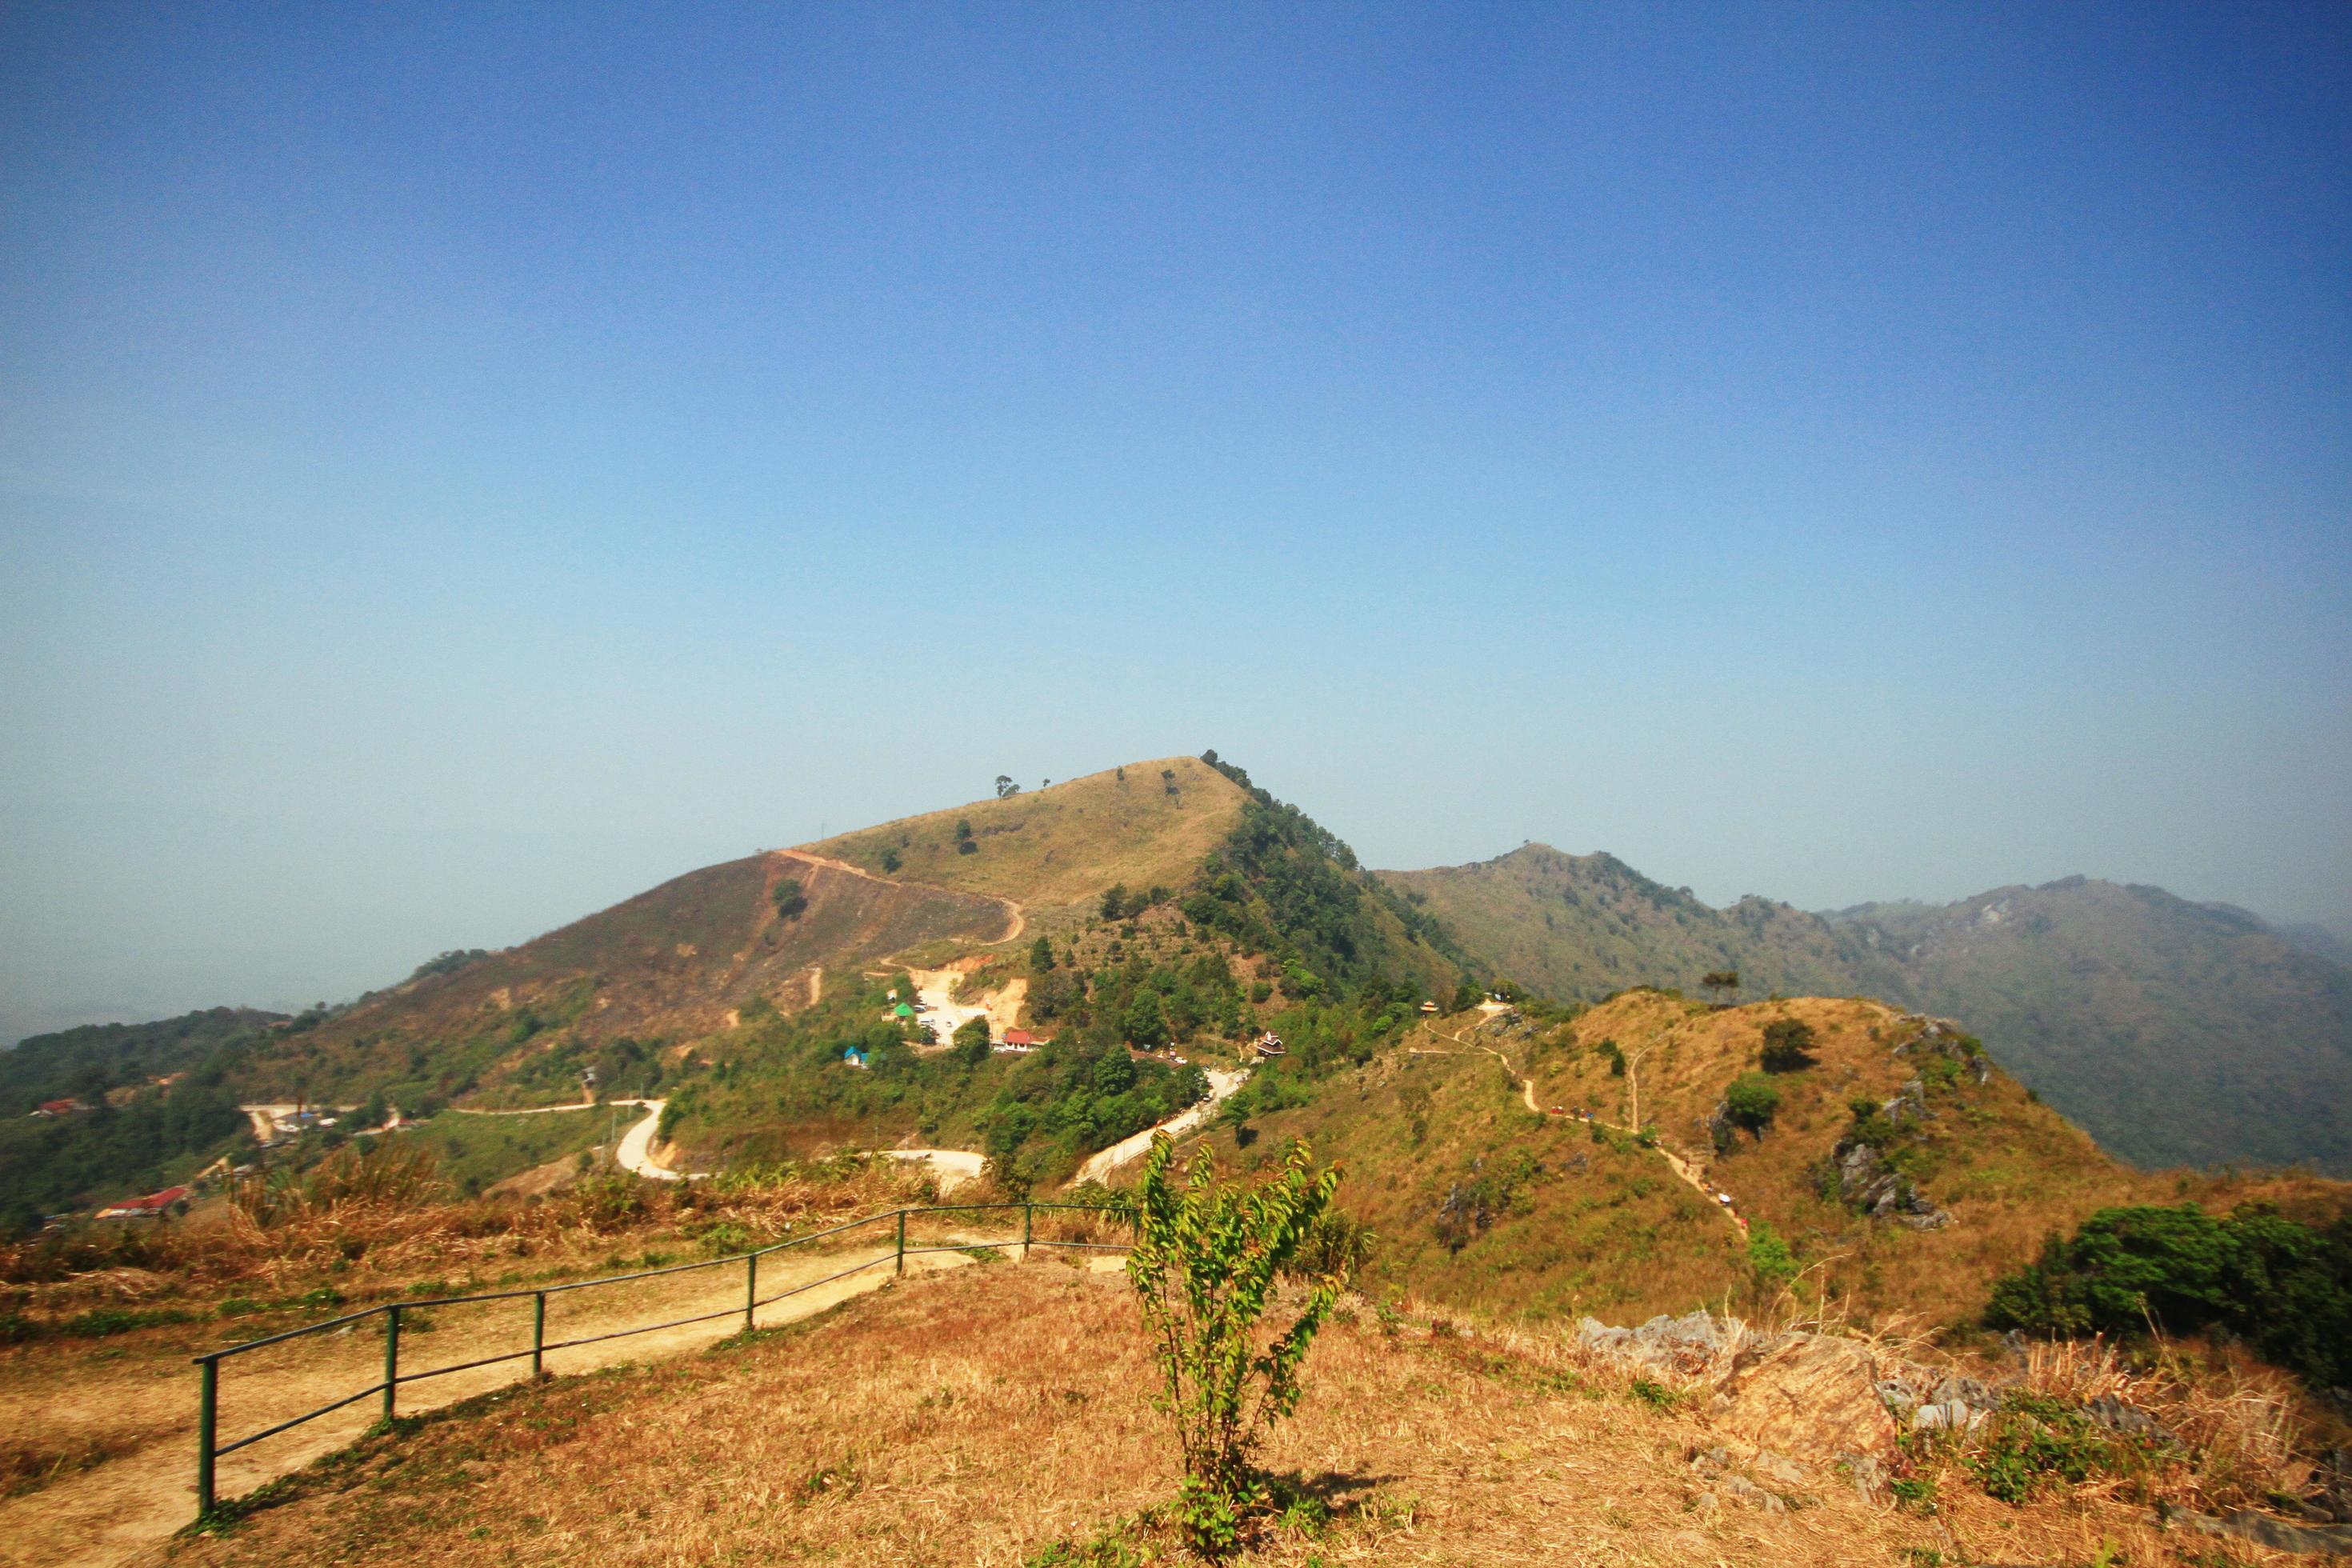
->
[1758,1018,1818,1073]
[1722,1073,1782,1136]
[1963,1393,2119,1504]
[1126,1134,1343,1555]
[1627,1376,1683,1412]
[1746,1221,1799,1286]
[60,1306,194,1338]
[1986,1203,2352,1388]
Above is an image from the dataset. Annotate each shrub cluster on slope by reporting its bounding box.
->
[662,974,1207,1183]
[1988,1202,2352,1390]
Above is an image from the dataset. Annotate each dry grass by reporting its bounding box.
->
[147,1260,2310,1568]
[0,1151,930,1319]
[809,757,1249,916]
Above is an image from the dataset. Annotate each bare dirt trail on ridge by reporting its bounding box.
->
[1418,1026,1748,1237]
[774,850,1026,944]
[0,1237,997,1568]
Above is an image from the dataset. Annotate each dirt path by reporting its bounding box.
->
[776,849,1025,944]
[0,1238,990,1568]
[870,1149,986,1195]
[807,966,822,1006]
[1069,1068,1250,1186]
[1422,1029,1747,1236]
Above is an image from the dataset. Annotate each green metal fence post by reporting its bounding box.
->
[1023,1200,1033,1262]
[744,1250,757,1331]
[381,1304,401,1423]
[895,1209,906,1276]
[195,1357,218,1518]
[530,1291,546,1379]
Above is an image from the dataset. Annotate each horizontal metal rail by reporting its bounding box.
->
[191,1200,1130,1518]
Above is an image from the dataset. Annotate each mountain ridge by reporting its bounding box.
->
[1380,844,2352,1174]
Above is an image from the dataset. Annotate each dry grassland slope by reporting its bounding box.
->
[151,1262,2285,1568]
[809,756,1249,914]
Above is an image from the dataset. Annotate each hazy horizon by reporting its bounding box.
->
[6,5,2347,1044]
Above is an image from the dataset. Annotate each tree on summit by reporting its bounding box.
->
[1702,969,1740,1006]
[994,774,1021,799]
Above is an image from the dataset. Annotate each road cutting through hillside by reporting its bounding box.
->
[872,1148,986,1194]
[1420,1026,1748,1237]
[773,848,1026,943]
[0,1232,1002,1568]
[449,1100,682,1180]
[1070,1067,1250,1186]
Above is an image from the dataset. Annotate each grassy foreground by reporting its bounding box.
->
[152,1261,2288,1568]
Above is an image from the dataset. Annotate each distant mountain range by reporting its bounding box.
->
[8,760,2346,1187]
[1379,846,2352,1174]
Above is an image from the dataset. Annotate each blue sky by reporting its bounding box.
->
[2,2,2346,1040]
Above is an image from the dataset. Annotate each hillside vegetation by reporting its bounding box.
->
[0,1008,280,1228]
[1214,992,2350,1334]
[220,766,1258,1113]
[1384,846,2352,1174]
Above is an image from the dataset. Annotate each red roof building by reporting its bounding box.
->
[97,1185,192,1219]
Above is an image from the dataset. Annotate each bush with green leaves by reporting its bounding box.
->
[1962,1392,2126,1503]
[1722,1072,1782,1137]
[1758,1018,1818,1073]
[1126,1132,1345,1555]
[1746,1220,1799,1287]
[1986,1202,2352,1389]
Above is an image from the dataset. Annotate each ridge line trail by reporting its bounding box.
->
[1416,1026,1747,1236]
[0,1232,998,1568]
[774,849,1026,943]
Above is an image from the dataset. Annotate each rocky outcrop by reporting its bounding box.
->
[1575,1312,2011,1466]
[1891,1014,1993,1085]
[1828,1138,1952,1229]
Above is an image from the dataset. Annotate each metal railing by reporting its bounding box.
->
[190,1201,1127,1520]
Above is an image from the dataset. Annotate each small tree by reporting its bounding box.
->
[1723,1072,1782,1137]
[1126,1134,1344,1554]
[1101,883,1130,922]
[995,774,1021,799]
[955,818,977,855]
[1701,969,1740,1006]
[953,1015,992,1065]
[771,877,808,922]
[1758,1017,1818,1073]
[1030,934,1057,972]
[1125,989,1172,1046]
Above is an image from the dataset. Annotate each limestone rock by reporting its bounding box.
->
[1711,1328,1902,1462]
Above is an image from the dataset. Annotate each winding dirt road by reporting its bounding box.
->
[1070,1067,1250,1186]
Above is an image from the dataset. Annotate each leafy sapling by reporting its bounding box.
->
[1124,1132,1346,1555]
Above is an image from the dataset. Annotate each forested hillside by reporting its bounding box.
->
[1383,846,2352,1174]
[0,1007,274,1228]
